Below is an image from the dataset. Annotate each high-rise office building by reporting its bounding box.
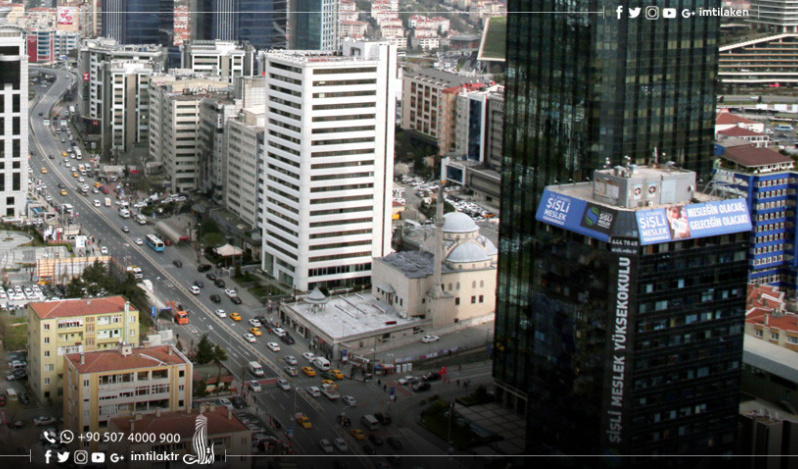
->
[101,0,174,47]
[747,0,798,33]
[493,0,732,456]
[192,0,288,50]
[260,41,396,292]
[0,8,28,218]
[288,0,340,51]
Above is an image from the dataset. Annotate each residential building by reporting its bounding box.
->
[226,107,264,231]
[716,127,770,148]
[108,405,251,467]
[738,404,798,467]
[742,336,798,420]
[340,20,368,39]
[0,7,28,218]
[192,0,288,50]
[514,165,750,456]
[62,344,192,451]
[76,38,167,159]
[27,296,140,403]
[715,110,766,134]
[180,40,256,86]
[288,0,340,50]
[495,1,722,456]
[745,304,798,353]
[747,0,798,33]
[197,96,242,202]
[261,41,397,292]
[719,34,798,89]
[339,0,358,22]
[101,0,174,47]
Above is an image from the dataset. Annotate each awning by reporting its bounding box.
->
[378,284,395,294]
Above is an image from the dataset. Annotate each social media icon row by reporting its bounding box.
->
[616,6,683,20]
[45,449,106,464]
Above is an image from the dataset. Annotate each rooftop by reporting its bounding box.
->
[743,335,798,385]
[721,144,794,168]
[717,126,765,137]
[378,250,452,279]
[110,405,248,437]
[29,296,132,320]
[479,16,506,61]
[66,345,189,374]
[716,110,758,126]
[746,309,798,333]
[410,68,483,87]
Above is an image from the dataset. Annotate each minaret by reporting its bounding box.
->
[429,181,446,299]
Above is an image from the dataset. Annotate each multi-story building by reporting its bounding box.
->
[719,33,798,89]
[226,107,264,231]
[101,0,174,47]
[192,0,288,50]
[520,165,751,456]
[180,40,255,86]
[0,9,28,218]
[401,69,484,151]
[63,344,192,451]
[747,0,798,33]
[77,38,166,159]
[148,77,230,193]
[261,41,397,292]
[27,296,140,403]
[744,284,798,351]
[495,3,722,456]
[289,0,340,50]
[340,20,368,39]
[197,96,242,202]
[340,0,358,22]
[27,29,79,64]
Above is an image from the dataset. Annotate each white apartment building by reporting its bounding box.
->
[148,77,229,193]
[77,38,166,159]
[0,9,28,218]
[180,40,255,85]
[748,1,798,32]
[261,41,397,292]
[226,108,264,230]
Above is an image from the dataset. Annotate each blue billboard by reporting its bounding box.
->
[636,199,751,245]
[536,189,616,242]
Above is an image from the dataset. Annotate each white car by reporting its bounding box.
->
[78,177,84,182]
[342,395,357,406]
[302,352,316,362]
[189,286,201,295]
[92,188,99,193]
[266,342,280,352]
[284,355,298,366]
[243,333,257,343]
[333,437,349,453]
[306,386,321,397]
[225,288,237,298]
[100,246,108,255]
[421,334,440,343]
[276,378,291,391]
[248,318,261,327]
[135,238,144,245]
[133,202,147,209]
[214,309,226,318]
[319,439,334,454]
[273,328,286,337]
[249,380,262,392]
[398,375,417,385]
[93,199,101,207]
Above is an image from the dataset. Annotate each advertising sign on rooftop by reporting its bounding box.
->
[636,199,751,245]
[536,189,616,242]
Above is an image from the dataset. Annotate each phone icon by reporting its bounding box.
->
[42,430,57,444]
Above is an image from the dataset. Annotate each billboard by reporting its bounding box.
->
[57,7,76,25]
[536,189,616,242]
[636,199,751,245]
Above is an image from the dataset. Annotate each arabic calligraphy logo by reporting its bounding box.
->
[183,414,214,465]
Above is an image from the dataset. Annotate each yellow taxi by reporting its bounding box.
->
[72,172,79,178]
[61,151,67,157]
[94,182,102,188]
[321,379,337,389]
[350,428,365,440]
[249,327,262,336]
[301,366,317,377]
[41,167,47,174]
[230,312,242,321]
[330,369,344,380]
[60,189,67,196]
[295,413,312,430]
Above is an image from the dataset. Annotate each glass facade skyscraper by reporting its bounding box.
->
[193,0,288,50]
[493,0,744,458]
[101,0,174,47]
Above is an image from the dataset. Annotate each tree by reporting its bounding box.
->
[202,232,225,247]
[195,334,214,365]
[212,344,228,393]
[65,277,84,298]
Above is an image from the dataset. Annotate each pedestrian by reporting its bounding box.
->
[383,384,387,392]
[377,379,381,386]
[456,379,460,387]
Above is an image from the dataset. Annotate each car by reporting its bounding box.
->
[19,392,29,404]
[100,246,108,255]
[198,264,212,272]
[277,378,291,391]
[135,238,144,245]
[33,416,56,426]
[210,294,222,303]
[249,380,262,392]
[302,352,316,362]
[330,369,344,379]
[225,288,237,297]
[78,176,85,182]
[386,437,403,450]
[173,260,183,268]
[0,395,5,406]
[133,201,147,209]
[280,333,295,345]
[319,438,333,454]
[251,328,263,337]
[302,386,320,398]
[121,226,130,233]
[412,382,432,392]
[351,428,366,440]
[214,309,226,318]
[273,328,287,337]
[61,152,67,157]
[267,342,282,353]
[332,437,349,453]
[230,396,246,410]
[342,395,357,406]
[248,318,262,327]
[368,434,384,446]
[189,285,201,295]
[48,154,54,159]
[362,443,376,455]
[231,296,243,305]
[321,379,337,389]
[284,365,299,377]
[72,172,79,178]
[194,280,204,288]
[5,372,17,381]
[243,333,256,343]
[230,312,241,321]
[301,366,317,377]
[94,182,102,188]
[206,273,217,281]
[336,415,352,427]
[421,334,440,343]
[60,189,67,196]
[93,199,101,207]
[284,355,298,365]
[398,375,418,386]
[374,413,392,425]
[41,167,47,174]
[214,279,226,288]
[296,413,313,430]
[422,371,441,382]
[92,187,99,193]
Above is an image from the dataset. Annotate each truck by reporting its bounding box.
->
[126,265,143,279]
[167,300,189,325]
[68,105,75,115]
[104,197,111,207]
[155,221,189,245]
[321,383,340,401]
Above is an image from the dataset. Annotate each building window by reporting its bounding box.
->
[771,332,779,341]
[788,336,798,344]
[44,378,50,385]
[479,295,484,303]
[455,298,460,305]
[471,296,476,304]
[755,329,763,337]
[44,337,50,344]
[44,324,50,330]
[44,351,50,357]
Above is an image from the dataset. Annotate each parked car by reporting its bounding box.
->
[422,371,441,382]
[33,416,56,426]
[197,264,212,272]
[421,334,440,343]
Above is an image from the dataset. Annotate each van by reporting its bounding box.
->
[360,414,379,431]
[313,357,331,371]
[5,388,17,400]
[248,361,264,377]
[119,209,130,218]
[775,124,794,131]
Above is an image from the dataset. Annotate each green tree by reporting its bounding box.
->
[202,232,225,247]
[195,334,214,364]
[212,344,229,393]
[65,277,84,298]
[202,219,220,235]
